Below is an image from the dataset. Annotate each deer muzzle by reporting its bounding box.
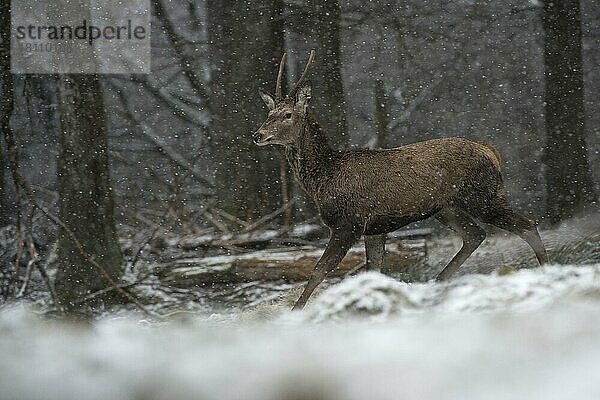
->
[253,130,273,146]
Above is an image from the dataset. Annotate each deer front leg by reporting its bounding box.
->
[292,228,359,310]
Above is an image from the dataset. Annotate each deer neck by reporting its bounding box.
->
[285,113,336,196]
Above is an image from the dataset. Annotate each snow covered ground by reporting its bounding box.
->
[2,264,600,400]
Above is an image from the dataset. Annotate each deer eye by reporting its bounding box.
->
[284,112,292,119]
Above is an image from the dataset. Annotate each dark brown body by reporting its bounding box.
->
[254,51,548,309]
[287,119,503,236]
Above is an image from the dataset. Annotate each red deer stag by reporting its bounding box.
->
[253,50,548,310]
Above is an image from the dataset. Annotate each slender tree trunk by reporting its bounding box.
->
[207,0,282,220]
[0,149,5,226]
[542,0,597,223]
[54,74,123,309]
[0,0,13,226]
[272,0,293,229]
[313,0,347,149]
[374,79,389,149]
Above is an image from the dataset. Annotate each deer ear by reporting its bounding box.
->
[295,82,312,113]
[259,90,275,110]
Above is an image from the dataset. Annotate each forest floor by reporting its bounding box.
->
[1,216,599,400]
[119,214,599,315]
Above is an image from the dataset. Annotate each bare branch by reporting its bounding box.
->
[108,80,214,190]
[121,75,209,128]
[209,207,250,228]
[153,0,209,99]
[14,171,158,317]
[242,199,297,234]
[202,209,230,234]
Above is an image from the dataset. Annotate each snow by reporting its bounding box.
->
[289,222,322,237]
[306,265,600,321]
[2,264,600,400]
[305,271,419,322]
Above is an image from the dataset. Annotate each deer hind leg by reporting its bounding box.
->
[479,207,548,265]
[365,234,386,271]
[292,226,360,310]
[435,208,486,281]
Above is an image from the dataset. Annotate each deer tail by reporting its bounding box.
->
[477,141,501,169]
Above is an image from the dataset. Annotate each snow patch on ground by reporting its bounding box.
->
[2,264,600,400]
[305,272,419,322]
[305,264,600,322]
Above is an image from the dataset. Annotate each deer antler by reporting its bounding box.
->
[275,53,287,101]
[289,50,315,98]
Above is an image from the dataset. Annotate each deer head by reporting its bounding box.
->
[253,50,315,146]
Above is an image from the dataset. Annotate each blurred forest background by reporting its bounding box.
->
[0,0,598,311]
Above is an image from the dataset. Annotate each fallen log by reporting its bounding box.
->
[157,242,425,287]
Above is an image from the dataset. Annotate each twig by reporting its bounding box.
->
[107,79,213,189]
[173,189,197,234]
[29,184,58,201]
[242,199,297,233]
[16,260,33,298]
[129,158,201,270]
[18,207,59,304]
[35,259,58,303]
[14,171,158,318]
[75,270,155,304]
[2,91,55,301]
[77,281,139,303]
[202,209,230,234]
[134,212,171,233]
[130,222,164,270]
[209,207,250,228]
[153,0,208,99]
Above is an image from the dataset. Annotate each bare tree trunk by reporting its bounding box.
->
[272,0,293,229]
[279,158,292,231]
[0,149,6,226]
[542,0,597,223]
[54,74,123,309]
[207,0,283,220]
[374,79,389,149]
[0,0,12,226]
[313,0,347,149]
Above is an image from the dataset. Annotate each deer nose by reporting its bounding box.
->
[252,131,262,144]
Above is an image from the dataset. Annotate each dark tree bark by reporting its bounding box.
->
[0,148,5,226]
[374,79,389,149]
[312,0,348,149]
[272,0,294,229]
[54,74,123,309]
[542,0,597,223]
[207,0,283,219]
[0,0,13,226]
